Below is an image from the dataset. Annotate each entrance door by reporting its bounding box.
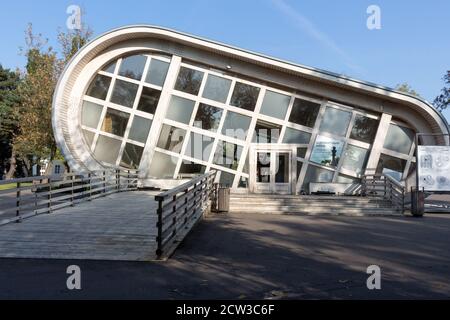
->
[253,150,292,194]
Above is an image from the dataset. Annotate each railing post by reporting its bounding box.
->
[156,197,163,257]
[16,181,21,222]
[116,169,120,191]
[71,175,75,206]
[88,173,92,201]
[47,177,52,213]
[103,171,106,194]
[127,170,131,190]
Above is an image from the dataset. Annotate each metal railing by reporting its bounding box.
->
[155,171,217,259]
[361,173,405,213]
[0,169,139,226]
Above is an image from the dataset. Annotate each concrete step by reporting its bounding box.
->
[229,210,401,217]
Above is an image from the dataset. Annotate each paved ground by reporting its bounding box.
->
[0,191,159,261]
[0,212,449,299]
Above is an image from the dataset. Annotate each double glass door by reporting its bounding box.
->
[253,150,292,194]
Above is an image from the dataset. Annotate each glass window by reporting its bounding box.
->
[178,161,206,176]
[310,135,344,168]
[110,79,139,108]
[82,130,95,148]
[118,55,147,80]
[297,161,304,180]
[146,59,170,87]
[302,165,334,193]
[221,111,251,141]
[297,148,307,158]
[213,140,243,170]
[383,124,414,155]
[128,116,151,143]
[86,75,111,100]
[185,132,214,162]
[230,82,260,111]
[148,152,178,179]
[376,154,407,181]
[193,103,223,132]
[81,101,103,129]
[319,106,352,136]
[336,175,360,184]
[174,66,204,95]
[219,171,235,187]
[101,108,130,137]
[166,95,195,124]
[137,87,161,114]
[156,124,186,154]
[341,145,369,175]
[238,176,248,188]
[202,74,231,103]
[121,143,144,169]
[350,115,379,144]
[282,127,311,144]
[260,90,291,120]
[102,61,116,73]
[289,98,321,128]
[275,152,290,183]
[94,135,122,165]
[253,120,281,143]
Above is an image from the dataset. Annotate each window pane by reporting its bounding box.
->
[137,87,161,114]
[310,135,344,168]
[193,103,223,132]
[110,79,138,108]
[221,111,251,141]
[275,152,290,183]
[146,59,170,86]
[81,101,103,129]
[174,66,204,95]
[282,127,311,144]
[202,74,231,103]
[102,61,116,73]
[213,140,242,170]
[101,108,130,137]
[376,153,407,181]
[297,148,307,158]
[166,95,195,124]
[383,124,414,155]
[238,176,248,188]
[302,165,334,193]
[148,152,178,178]
[128,116,151,143]
[121,143,144,169]
[289,98,321,128]
[260,90,291,120]
[219,171,235,187]
[86,75,111,100]
[341,144,369,175]
[253,120,281,143]
[297,161,304,180]
[83,130,95,148]
[230,82,260,111]
[118,55,147,80]
[319,106,352,136]
[337,175,360,184]
[156,124,186,154]
[185,132,214,162]
[94,135,122,165]
[350,115,379,144]
[179,160,206,176]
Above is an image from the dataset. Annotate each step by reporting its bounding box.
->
[229,206,399,213]
[229,210,401,217]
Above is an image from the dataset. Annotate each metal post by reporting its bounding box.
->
[103,171,106,194]
[71,175,74,206]
[88,173,92,201]
[116,169,120,191]
[156,198,163,257]
[48,178,52,213]
[16,182,21,222]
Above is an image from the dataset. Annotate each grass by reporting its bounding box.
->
[0,183,33,191]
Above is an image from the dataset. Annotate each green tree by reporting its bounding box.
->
[433,71,450,112]
[395,82,421,97]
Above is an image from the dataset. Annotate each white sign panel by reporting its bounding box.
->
[417,146,450,191]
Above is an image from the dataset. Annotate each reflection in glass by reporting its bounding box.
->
[230,82,260,111]
[128,116,151,143]
[148,152,178,178]
[350,115,379,144]
[146,59,170,87]
[213,140,242,170]
[221,111,251,141]
[336,175,359,184]
[137,87,161,114]
[102,61,116,73]
[341,144,369,175]
[310,135,344,167]
[101,108,130,137]
[185,132,214,162]
[110,79,139,108]
[156,124,186,154]
[319,106,352,136]
[121,143,144,169]
[297,148,307,158]
[257,152,271,183]
[275,153,290,183]
[282,127,311,144]
[383,124,414,155]
[259,90,291,120]
[179,160,206,176]
[376,153,407,181]
[83,130,95,149]
[202,74,231,103]
[297,161,303,180]
[253,120,281,143]
[289,98,321,128]
[219,171,235,187]
[166,95,195,124]
[118,55,147,80]
[94,135,122,165]
[238,176,249,188]
[86,75,111,100]
[302,165,334,193]
[81,101,103,129]
[174,66,204,95]
[193,103,223,132]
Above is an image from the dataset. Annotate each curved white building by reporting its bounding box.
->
[52,25,449,194]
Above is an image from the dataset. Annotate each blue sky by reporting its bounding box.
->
[1,0,449,120]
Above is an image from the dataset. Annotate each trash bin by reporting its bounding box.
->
[217,186,230,212]
[411,189,425,217]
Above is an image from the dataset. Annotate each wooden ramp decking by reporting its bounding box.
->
[0,191,159,261]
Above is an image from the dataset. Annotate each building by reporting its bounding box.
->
[52,25,449,194]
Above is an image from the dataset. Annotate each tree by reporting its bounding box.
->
[395,82,421,97]
[433,71,450,112]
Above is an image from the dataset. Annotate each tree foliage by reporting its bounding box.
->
[433,71,450,112]
[395,82,421,97]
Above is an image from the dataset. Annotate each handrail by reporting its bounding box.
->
[155,171,217,259]
[0,168,139,226]
[361,173,405,213]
